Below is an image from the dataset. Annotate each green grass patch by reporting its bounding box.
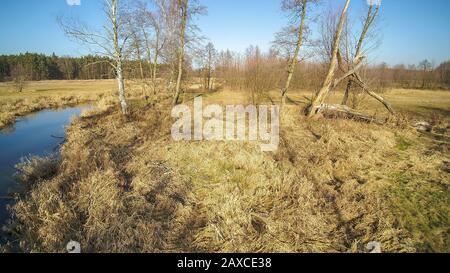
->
[395,135,413,151]
[388,171,450,252]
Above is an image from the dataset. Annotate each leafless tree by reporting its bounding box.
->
[339,0,394,115]
[342,0,381,105]
[307,0,394,119]
[276,0,319,108]
[59,0,130,115]
[202,42,217,91]
[436,61,450,88]
[126,12,147,98]
[307,0,351,117]
[149,1,167,95]
[245,45,263,104]
[419,59,433,89]
[11,63,27,92]
[173,0,189,105]
[133,0,169,96]
[171,0,206,105]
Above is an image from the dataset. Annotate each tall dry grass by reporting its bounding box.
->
[2,88,449,253]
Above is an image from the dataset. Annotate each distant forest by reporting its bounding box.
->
[0,52,449,91]
[0,53,114,81]
[0,53,165,82]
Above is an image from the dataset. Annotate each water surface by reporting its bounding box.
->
[0,106,90,226]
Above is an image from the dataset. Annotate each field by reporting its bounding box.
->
[1,80,449,253]
[2,80,449,127]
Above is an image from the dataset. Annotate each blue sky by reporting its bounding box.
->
[0,0,449,66]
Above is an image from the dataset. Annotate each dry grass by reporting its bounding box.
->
[2,86,449,253]
[14,156,59,192]
[281,88,450,120]
[0,80,152,129]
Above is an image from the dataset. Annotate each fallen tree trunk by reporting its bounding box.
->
[316,103,384,124]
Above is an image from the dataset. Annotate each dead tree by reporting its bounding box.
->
[342,0,378,105]
[307,0,394,120]
[307,0,351,117]
[340,0,395,115]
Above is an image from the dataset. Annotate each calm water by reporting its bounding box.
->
[0,106,90,226]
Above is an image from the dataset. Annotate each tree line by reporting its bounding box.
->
[2,50,447,92]
[202,48,450,101]
[0,53,114,81]
[0,53,174,82]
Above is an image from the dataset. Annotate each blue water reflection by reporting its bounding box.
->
[0,106,90,226]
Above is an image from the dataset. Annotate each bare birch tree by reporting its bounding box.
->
[59,0,130,115]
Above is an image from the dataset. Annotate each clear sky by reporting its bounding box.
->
[0,0,449,66]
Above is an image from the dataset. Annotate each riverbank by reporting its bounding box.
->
[2,88,449,253]
[0,105,93,231]
[0,80,120,129]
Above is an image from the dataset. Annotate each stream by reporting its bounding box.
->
[0,105,91,227]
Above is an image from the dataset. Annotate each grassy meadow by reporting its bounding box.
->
[0,80,448,253]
